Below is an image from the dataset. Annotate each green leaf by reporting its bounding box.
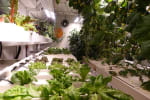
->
[3,86,32,100]
[91,94,99,100]
[79,64,90,81]
[140,40,150,59]
[63,86,80,100]
[29,62,47,69]
[119,70,128,77]
[99,92,114,100]
[99,88,133,100]
[103,76,112,86]
[121,0,127,7]
[141,80,150,91]
[11,70,37,85]
[28,84,40,98]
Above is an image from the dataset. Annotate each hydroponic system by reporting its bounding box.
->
[0,0,150,100]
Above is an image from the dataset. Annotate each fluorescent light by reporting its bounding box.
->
[44,9,56,20]
[44,9,51,18]
[50,12,56,20]
[74,17,79,23]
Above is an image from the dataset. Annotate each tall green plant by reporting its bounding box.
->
[58,0,150,63]
[69,29,86,60]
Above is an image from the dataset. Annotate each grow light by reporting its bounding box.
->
[50,12,56,20]
[44,9,51,18]
[44,9,56,20]
[74,17,79,23]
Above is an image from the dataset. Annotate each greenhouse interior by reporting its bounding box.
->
[0,0,150,100]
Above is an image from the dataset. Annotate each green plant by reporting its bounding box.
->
[0,85,40,100]
[14,14,37,32]
[1,58,134,100]
[79,75,133,100]
[35,56,48,63]
[79,64,90,81]
[119,69,128,77]
[127,69,139,76]
[51,58,63,65]
[69,29,86,60]
[63,86,80,100]
[2,86,32,100]
[11,70,37,85]
[46,48,70,54]
[141,80,150,91]
[62,0,150,69]
[36,22,56,40]
[0,84,39,100]
[109,71,117,76]
[29,62,47,69]
[65,58,76,65]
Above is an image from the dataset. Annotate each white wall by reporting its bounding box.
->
[55,14,82,48]
[56,22,82,48]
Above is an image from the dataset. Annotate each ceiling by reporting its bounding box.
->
[18,0,78,23]
[18,0,54,21]
[54,0,78,16]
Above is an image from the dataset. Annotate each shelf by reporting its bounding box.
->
[0,23,53,46]
[0,48,76,93]
[87,59,150,100]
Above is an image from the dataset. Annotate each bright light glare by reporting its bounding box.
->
[44,9,51,18]
[74,17,79,23]
[50,12,56,20]
[44,9,56,20]
[80,17,84,23]
[146,6,150,13]
[100,0,108,8]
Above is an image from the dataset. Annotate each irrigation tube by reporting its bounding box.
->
[14,46,21,59]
